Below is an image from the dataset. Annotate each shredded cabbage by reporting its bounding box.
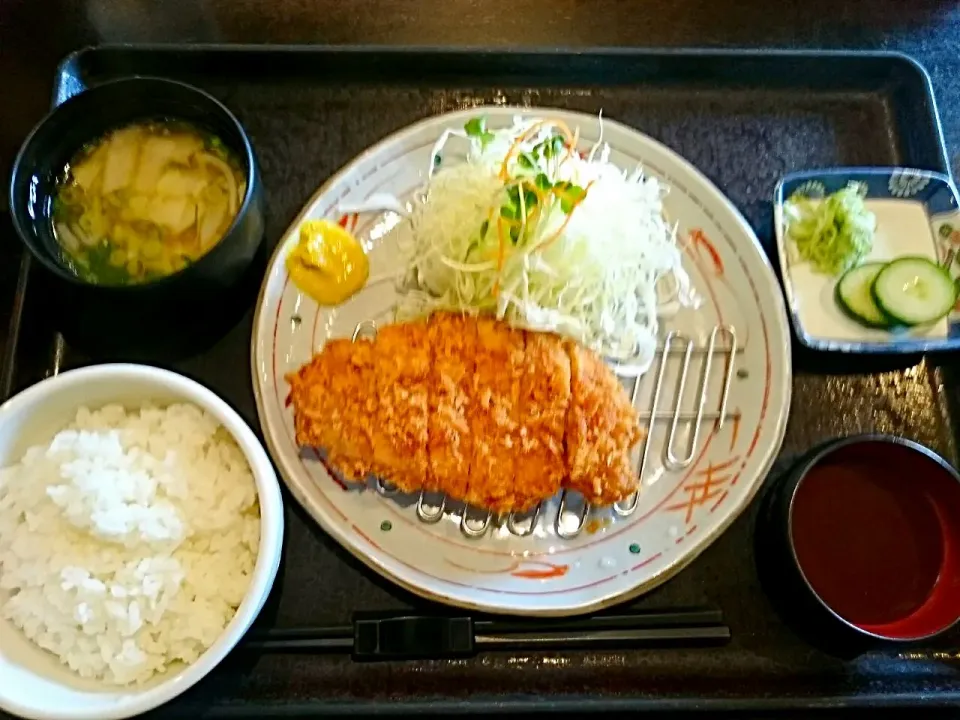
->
[785,182,876,276]
[394,115,695,375]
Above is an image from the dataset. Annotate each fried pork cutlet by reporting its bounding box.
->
[370,320,431,494]
[565,341,643,505]
[427,313,477,499]
[285,312,643,514]
[514,331,570,510]
[468,318,527,512]
[285,337,376,481]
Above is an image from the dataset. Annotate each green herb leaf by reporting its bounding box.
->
[524,189,538,208]
[479,219,489,238]
[464,117,485,137]
[518,152,535,170]
[500,205,519,220]
[52,199,70,223]
[464,116,495,148]
[83,240,131,286]
[534,173,552,191]
[552,135,566,156]
[557,183,586,214]
[509,225,520,244]
[541,134,566,159]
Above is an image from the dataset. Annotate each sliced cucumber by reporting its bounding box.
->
[871,256,958,326]
[836,262,890,328]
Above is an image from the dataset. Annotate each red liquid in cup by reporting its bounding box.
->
[790,441,960,640]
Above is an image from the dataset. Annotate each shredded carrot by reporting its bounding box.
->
[561,125,581,164]
[499,119,574,180]
[537,180,595,251]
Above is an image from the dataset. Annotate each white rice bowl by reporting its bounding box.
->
[0,365,283,720]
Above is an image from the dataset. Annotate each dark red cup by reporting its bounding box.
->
[758,435,960,646]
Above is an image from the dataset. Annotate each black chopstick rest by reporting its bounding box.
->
[353,615,475,661]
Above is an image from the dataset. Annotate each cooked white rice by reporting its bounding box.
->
[0,403,260,685]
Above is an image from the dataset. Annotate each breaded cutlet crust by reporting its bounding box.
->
[369,320,431,493]
[285,338,376,481]
[514,331,570,508]
[564,340,644,505]
[468,317,527,513]
[427,312,476,497]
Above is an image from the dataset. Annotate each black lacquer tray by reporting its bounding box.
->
[2,46,959,716]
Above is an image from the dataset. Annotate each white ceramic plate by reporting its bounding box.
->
[251,107,792,616]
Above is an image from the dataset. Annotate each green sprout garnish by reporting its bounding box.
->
[464,116,495,148]
[553,181,586,214]
[532,134,565,160]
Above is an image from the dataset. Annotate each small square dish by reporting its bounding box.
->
[774,167,960,353]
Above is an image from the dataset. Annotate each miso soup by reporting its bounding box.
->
[52,120,247,285]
